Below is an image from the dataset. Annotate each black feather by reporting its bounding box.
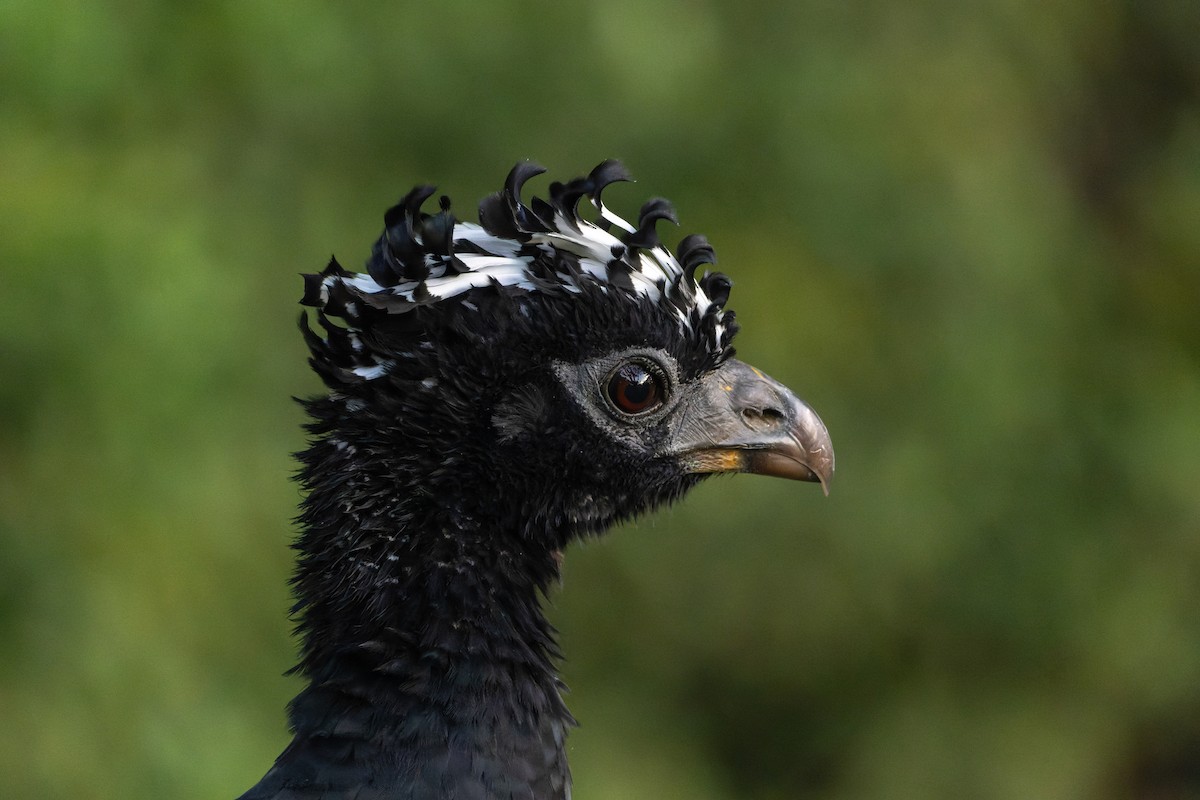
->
[676,233,717,281]
[701,271,733,308]
[504,162,553,234]
[478,191,520,239]
[624,197,678,251]
[586,158,634,209]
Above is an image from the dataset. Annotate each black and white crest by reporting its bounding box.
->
[299,160,738,387]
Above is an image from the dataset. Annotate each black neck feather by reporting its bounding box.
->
[241,403,575,799]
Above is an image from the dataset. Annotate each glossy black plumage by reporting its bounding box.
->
[239,161,833,800]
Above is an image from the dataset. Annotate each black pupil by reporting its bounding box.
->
[609,364,661,414]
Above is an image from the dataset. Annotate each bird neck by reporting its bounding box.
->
[275,434,575,796]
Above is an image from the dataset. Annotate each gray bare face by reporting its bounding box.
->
[551,347,834,489]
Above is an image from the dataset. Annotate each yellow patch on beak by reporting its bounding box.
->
[680,449,746,474]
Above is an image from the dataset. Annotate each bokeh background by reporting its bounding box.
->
[3,1,1199,798]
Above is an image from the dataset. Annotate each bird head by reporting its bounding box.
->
[298,161,833,546]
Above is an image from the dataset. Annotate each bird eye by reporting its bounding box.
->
[606,361,666,417]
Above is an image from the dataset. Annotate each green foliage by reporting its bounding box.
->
[2,1,1197,797]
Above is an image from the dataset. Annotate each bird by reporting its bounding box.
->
[238,160,834,800]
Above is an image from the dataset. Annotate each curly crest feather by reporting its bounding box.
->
[299,161,738,388]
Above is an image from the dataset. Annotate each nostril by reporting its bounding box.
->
[741,405,785,428]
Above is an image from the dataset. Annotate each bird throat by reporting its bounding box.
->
[277,441,577,798]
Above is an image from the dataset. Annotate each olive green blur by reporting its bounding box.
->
[2,2,1198,798]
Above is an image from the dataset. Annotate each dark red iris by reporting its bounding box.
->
[607,363,664,415]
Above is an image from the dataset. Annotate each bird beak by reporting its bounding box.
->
[672,359,834,494]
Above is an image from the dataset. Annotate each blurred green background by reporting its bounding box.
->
[2,1,1198,798]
